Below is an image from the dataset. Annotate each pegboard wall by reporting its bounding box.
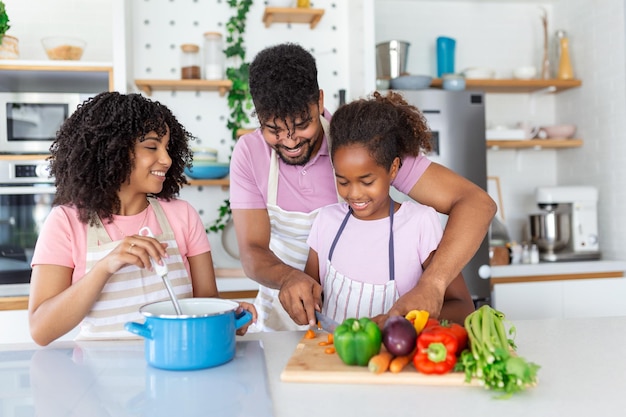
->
[129,0,353,267]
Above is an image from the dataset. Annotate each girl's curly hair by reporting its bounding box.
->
[49,91,194,226]
[249,43,320,133]
[329,91,433,171]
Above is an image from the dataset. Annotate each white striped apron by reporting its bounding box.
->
[254,116,336,331]
[322,201,399,323]
[77,197,192,340]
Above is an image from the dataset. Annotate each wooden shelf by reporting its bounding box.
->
[262,7,325,29]
[134,79,232,97]
[0,154,49,160]
[186,178,230,189]
[429,78,582,93]
[236,128,255,137]
[0,60,114,93]
[487,139,583,149]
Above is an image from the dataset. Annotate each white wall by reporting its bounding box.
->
[2,0,113,61]
[552,0,626,260]
[374,0,626,255]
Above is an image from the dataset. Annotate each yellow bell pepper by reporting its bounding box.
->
[405,310,430,333]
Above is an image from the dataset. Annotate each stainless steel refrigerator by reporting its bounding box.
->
[390,89,491,305]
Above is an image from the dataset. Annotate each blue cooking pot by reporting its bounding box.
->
[125,298,252,371]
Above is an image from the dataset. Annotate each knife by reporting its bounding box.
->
[314,310,339,333]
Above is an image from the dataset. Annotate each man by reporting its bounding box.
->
[230,43,496,331]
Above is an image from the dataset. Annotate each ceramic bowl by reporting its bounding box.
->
[462,67,495,79]
[192,147,218,162]
[540,124,577,139]
[513,66,537,80]
[389,75,432,90]
[184,162,229,179]
[41,37,86,60]
[442,74,466,91]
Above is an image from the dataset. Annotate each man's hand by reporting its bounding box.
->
[278,271,323,326]
[387,278,446,319]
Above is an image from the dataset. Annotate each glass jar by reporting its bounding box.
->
[203,32,224,80]
[180,43,201,79]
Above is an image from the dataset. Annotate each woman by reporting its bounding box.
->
[29,92,256,346]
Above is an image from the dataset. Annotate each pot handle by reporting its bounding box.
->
[124,322,153,340]
[234,310,253,330]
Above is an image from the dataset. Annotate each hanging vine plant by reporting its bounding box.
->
[207,0,253,233]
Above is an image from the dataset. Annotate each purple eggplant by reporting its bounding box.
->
[382,316,418,356]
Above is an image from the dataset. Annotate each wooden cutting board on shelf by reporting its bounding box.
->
[280,331,478,386]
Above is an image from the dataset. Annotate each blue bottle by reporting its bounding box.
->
[436,36,456,77]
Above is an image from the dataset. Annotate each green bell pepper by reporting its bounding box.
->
[333,317,382,366]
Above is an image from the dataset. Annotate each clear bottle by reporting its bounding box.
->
[203,32,224,80]
[530,244,540,264]
[180,43,201,80]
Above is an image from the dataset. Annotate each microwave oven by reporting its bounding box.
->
[0,92,82,154]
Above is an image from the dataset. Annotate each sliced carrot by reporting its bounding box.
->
[327,333,334,344]
[318,341,329,346]
[324,347,336,354]
[389,355,412,373]
[368,351,394,374]
[304,329,316,339]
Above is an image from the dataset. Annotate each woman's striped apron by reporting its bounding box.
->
[77,197,192,340]
[254,117,336,331]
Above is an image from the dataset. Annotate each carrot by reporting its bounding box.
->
[389,355,412,373]
[318,341,329,346]
[325,347,336,354]
[304,329,316,339]
[368,351,394,374]
[327,333,334,344]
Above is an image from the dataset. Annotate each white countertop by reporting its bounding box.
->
[1,316,626,416]
[491,259,626,278]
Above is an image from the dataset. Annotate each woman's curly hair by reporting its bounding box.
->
[49,91,194,226]
[329,91,433,171]
[249,43,320,133]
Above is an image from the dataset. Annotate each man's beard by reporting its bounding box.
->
[274,138,316,166]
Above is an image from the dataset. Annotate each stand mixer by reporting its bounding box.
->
[529,186,601,262]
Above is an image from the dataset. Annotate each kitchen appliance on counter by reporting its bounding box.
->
[0,159,54,289]
[529,186,601,262]
[0,92,81,154]
[389,89,491,306]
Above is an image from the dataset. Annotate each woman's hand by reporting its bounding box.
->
[100,235,169,275]
[235,301,258,336]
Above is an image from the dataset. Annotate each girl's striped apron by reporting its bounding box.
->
[254,117,336,331]
[322,201,399,323]
[77,197,192,340]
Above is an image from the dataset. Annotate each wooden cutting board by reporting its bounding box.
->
[280,331,478,386]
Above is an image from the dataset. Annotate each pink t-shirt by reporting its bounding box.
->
[229,111,432,212]
[307,201,443,296]
[31,198,211,283]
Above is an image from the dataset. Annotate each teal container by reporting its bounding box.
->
[436,36,456,77]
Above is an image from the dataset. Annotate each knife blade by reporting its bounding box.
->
[314,310,339,333]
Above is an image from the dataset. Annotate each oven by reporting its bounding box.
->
[0,159,54,291]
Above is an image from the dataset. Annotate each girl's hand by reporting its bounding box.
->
[235,301,258,336]
[100,235,169,275]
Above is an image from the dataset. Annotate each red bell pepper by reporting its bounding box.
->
[413,329,458,374]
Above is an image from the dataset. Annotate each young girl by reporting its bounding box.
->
[304,91,475,325]
[29,92,256,346]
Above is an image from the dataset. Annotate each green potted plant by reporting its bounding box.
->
[0,1,19,59]
[206,0,253,234]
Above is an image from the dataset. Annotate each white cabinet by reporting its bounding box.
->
[494,277,626,320]
[491,261,626,320]
[492,281,563,320]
